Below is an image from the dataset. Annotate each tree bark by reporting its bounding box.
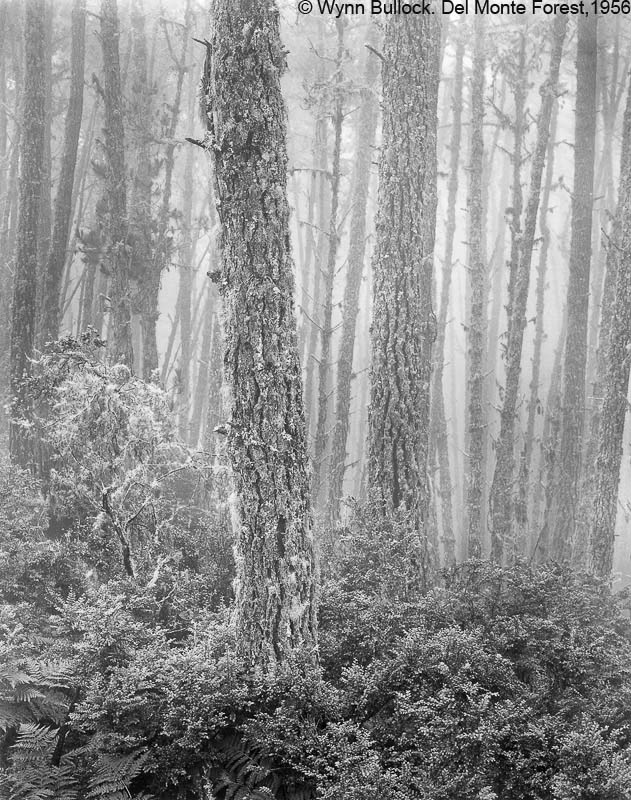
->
[368,13,441,580]
[9,0,46,468]
[550,15,598,561]
[39,0,85,345]
[465,18,487,559]
[100,0,133,367]
[204,0,317,669]
[589,78,631,578]
[488,16,567,561]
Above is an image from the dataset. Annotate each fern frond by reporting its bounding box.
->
[87,749,151,800]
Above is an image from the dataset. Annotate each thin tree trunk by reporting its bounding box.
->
[9,0,46,467]
[489,16,567,561]
[40,0,85,344]
[205,0,317,669]
[465,18,487,559]
[524,100,558,539]
[550,15,598,561]
[368,13,441,583]
[140,0,191,379]
[327,22,380,522]
[430,32,463,564]
[589,79,631,578]
[100,0,133,367]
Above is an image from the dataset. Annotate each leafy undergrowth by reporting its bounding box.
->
[2,338,631,799]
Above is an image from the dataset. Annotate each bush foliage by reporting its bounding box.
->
[2,344,631,799]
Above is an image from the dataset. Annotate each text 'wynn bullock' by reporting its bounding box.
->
[316,0,434,15]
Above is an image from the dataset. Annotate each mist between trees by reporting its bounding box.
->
[2,2,631,798]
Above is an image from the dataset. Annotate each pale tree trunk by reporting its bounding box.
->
[489,16,567,561]
[204,0,317,669]
[9,0,46,468]
[328,22,380,523]
[311,20,345,509]
[177,130,196,439]
[140,0,191,379]
[430,32,463,566]
[368,13,441,582]
[128,0,154,376]
[589,79,631,578]
[550,16,598,561]
[465,18,487,559]
[40,0,85,344]
[100,0,133,367]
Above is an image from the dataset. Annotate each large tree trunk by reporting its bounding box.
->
[9,0,46,468]
[550,16,598,561]
[327,23,380,523]
[39,0,85,345]
[589,80,631,578]
[100,0,133,367]
[465,18,487,559]
[204,0,317,669]
[488,16,567,561]
[368,13,441,580]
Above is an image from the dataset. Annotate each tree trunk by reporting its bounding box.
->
[488,16,567,561]
[39,0,85,345]
[465,18,487,559]
[368,13,441,580]
[550,15,598,561]
[524,100,558,542]
[311,22,345,510]
[100,0,133,367]
[177,130,196,439]
[589,79,631,578]
[204,0,317,669]
[327,23,380,522]
[139,0,191,379]
[429,31,463,565]
[9,0,46,468]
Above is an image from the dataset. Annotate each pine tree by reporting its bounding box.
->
[100,0,133,367]
[551,15,598,560]
[368,13,441,578]
[589,78,631,578]
[9,0,46,467]
[203,0,317,668]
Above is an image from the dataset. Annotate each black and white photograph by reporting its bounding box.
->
[1,1,631,797]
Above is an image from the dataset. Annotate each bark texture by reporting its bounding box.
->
[100,0,133,367]
[204,0,317,669]
[551,16,598,560]
[589,79,631,578]
[9,0,46,467]
[465,18,487,559]
[368,14,441,572]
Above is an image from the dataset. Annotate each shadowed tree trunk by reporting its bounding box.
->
[465,17,487,559]
[551,15,598,561]
[203,0,317,669]
[368,13,441,582]
[589,79,631,578]
[9,0,46,467]
[100,0,133,367]
[328,23,380,523]
[488,16,567,561]
[40,0,85,345]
